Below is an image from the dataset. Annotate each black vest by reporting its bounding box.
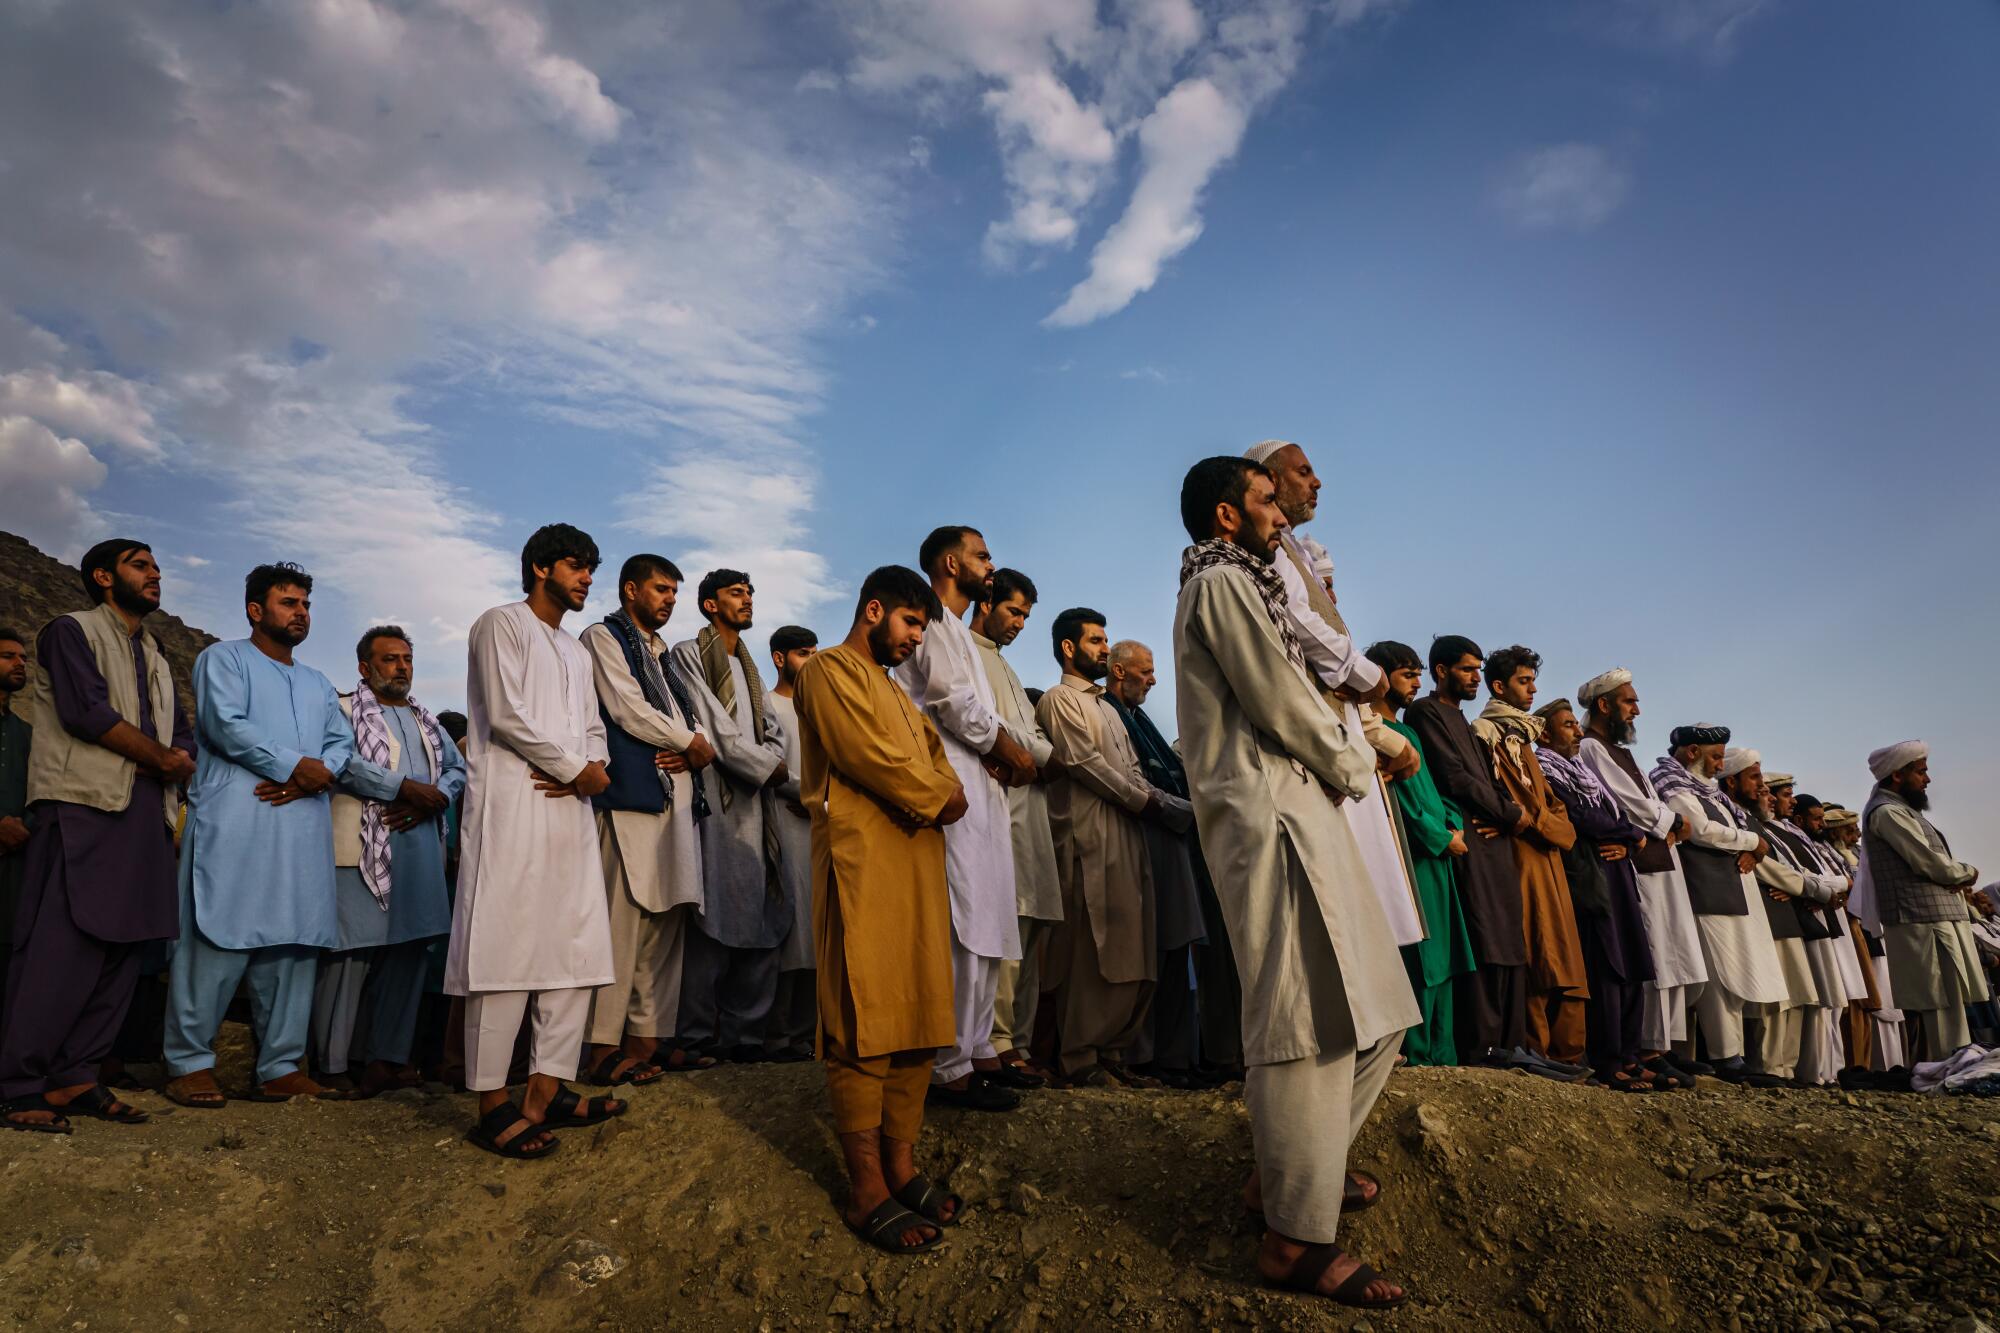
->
[1597,743,1675,877]
[1676,782,1749,915]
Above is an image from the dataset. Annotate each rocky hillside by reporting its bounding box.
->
[0,529,216,713]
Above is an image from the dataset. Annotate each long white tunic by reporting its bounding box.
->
[1578,738,1708,990]
[446,602,613,994]
[1663,783,1787,1005]
[1271,530,1422,947]
[896,609,1019,962]
[766,692,815,972]
[972,632,1063,924]
[579,622,703,915]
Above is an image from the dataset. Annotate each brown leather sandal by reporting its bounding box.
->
[164,1070,228,1109]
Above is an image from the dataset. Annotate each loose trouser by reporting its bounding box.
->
[935,935,1002,1084]
[463,987,590,1091]
[1398,967,1456,1067]
[1526,986,1587,1066]
[1641,980,1702,1052]
[165,909,317,1087]
[1747,1002,1802,1079]
[991,915,1053,1055]
[678,927,779,1052]
[1055,914,1153,1078]
[1249,1034,1404,1245]
[1907,1006,1972,1061]
[1842,1004,1874,1071]
[587,842,690,1048]
[1194,887,1243,1069]
[1138,944,1202,1072]
[1795,1007,1845,1085]
[767,969,816,1052]
[1695,983,1749,1062]
[0,867,142,1099]
[312,939,435,1073]
[1869,1014,1906,1070]
[1457,960,1527,1060]
[826,1045,933,1140]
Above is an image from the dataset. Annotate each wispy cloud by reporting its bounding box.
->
[1491,142,1632,232]
[1598,0,1772,66]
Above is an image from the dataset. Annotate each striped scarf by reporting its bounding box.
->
[350,679,445,910]
[1179,538,1307,679]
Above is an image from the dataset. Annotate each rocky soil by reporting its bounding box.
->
[3,1034,1996,1332]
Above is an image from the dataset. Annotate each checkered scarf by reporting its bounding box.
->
[1179,538,1307,679]
[350,679,445,910]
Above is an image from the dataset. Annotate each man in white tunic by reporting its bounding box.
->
[1855,741,1988,1059]
[1761,777,1856,1085]
[1246,441,1423,949]
[970,570,1063,1084]
[448,525,623,1159]
[1716,749,1823,1083]
[578,554,717,1085]
[896,526,1036,1110]
[1574,671,1708,1078]
[763,624,820,1061]
[1174,456,1416,1310]
[670,570,792,1062]
[1649,730,1789,1087]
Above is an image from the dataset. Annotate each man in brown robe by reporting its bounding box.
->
[1470,646,1588,1067]
[1036,608,1189,1087]
[792,566,967,1254]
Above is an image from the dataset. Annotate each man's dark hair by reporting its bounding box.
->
[519,523,600,594]
[245,562,313,612]
[854,565,941,621]
[617,553,683,596]
[437,710,469,743]
[1050,606,1105,669]
[79,538,151,603]
[0,625,25,649]
[1025,686,1044,706]
[1365,640,1422,676]
[356,624,411,663]
[984,568,1039,609]
[1179,457,1266,543]
[769,625,818,655]
[1427,634,1484,674]
[698,568,752,615]
[918,525,981,576]
[1794,792,1824,811]
[1484,644,1541,688]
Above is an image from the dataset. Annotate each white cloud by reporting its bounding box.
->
[1491,143,1632,232]
[0,367,159,456]
[0,416,108,559]
[1600,0,1771,65]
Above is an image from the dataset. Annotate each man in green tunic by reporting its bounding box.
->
[0,627,31,1026]
[1366,641,1475,1066]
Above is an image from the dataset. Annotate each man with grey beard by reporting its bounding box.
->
[312,626,464,1095]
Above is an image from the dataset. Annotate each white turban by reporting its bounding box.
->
[1244,439,1296,466]
[1719,747,1761,778]
[1577,668,1632,704]
[1868,740,1927,781]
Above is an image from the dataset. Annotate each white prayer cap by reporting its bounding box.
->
[1576,668,1632,704]
[1719,747,1761,778]
[1764,772,1796,789]
[1244,439,1297,466]
[1868,740,1927,781]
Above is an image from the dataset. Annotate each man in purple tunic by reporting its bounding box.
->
[2,539,194,1133]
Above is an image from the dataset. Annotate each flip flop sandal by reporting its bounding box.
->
[1267,1242,1408,1309]
[894,1174,963,1227]
[2,1094,73,1135]
[465,1100,560,1160]
[583,1052,663,1087]
[542,1085,626,1129]
[655,1046,719,1074]
[846,1199,942,1254]
[981,1062,1047,1090]
[163,1073,228,1109]
[67,1086,149,1124]
[1061,1066,1113,1089]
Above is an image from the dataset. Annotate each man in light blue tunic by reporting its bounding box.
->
[311,625,464,1095]
[163,563,352,1106]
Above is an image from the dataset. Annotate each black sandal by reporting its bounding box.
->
[542,1084,625,1129]
[67,1086,149,1124]
[465,1101,560,1160]
[1267,1242,1408,1309]
[846,1198,941,1254]
[583,1052,664,1088]
[894,1173,963,1227]
[3,1094,73,1135]
[1343,1170,1382,1212]
[654,1044,719,1073]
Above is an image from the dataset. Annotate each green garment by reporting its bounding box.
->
[1384,717,1477,1066]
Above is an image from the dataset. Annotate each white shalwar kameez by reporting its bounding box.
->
[1579,738,1710,1049]
[896,608,1018,1084]
[1663,782,1786,1062]
[446,601,614,1089]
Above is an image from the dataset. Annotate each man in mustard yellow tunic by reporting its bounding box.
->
[793,566,968,1254]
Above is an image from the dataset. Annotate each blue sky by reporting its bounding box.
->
[2,1,1996,868]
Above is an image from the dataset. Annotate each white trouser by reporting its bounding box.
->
[933,938,1000,1085]
[463,988,590,1092]
[1641,980,1702,1052]
[1247,1033,1403,1245]
[1695,983,1747,1061]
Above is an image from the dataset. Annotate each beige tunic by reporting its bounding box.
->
[1172,565,1419,1063]
[972,631,1063,923]
[1037,674,1157,985]
[579,623,704,915]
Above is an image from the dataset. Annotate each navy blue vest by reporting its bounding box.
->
[593,625,670,816]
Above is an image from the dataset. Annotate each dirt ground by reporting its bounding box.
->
[3,1033,1997,1332]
